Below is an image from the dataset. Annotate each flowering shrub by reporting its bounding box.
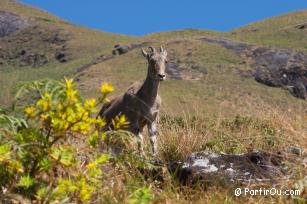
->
[0,78,134,202]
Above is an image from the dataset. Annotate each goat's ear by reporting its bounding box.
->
[141,48,148,58]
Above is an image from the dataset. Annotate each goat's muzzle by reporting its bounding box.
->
[158,74,166,81]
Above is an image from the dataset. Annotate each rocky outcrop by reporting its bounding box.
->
[295,23,307,30]
[170,151,296,186]
[0,11,29,37]
[0,25,69,67]
[112,42,150,56]
[20,52,48,67]
[251,48,307,99]
[163,41,207,80]
[200,37,307,99]
[165,57,205,81]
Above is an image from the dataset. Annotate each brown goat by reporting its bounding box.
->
[98,46,167,155]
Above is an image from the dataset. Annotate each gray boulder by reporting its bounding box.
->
[170,151,287,186]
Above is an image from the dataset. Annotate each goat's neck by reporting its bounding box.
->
[137,74,159,107]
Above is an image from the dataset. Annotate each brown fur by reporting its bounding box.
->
[98,46,167,155]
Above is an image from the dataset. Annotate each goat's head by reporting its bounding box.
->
[142,46,168,81]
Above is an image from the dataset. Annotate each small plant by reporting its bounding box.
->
[128,186,152,204]
[0,78,129,202]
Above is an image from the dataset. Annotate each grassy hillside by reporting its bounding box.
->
[0,0,135,105]
[0,1,306,203]
[228,10,307,51]
[0,0,305,151]
[0,0,306,152]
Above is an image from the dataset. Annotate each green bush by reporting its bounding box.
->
[0,78,141,203]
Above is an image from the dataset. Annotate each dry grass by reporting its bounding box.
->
[52,98,304,203]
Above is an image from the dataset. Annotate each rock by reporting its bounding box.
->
[250,49,307,99]
[170,151,286,186]
[0,24,70,67]
[165,60,205,81]
[48,32,68,45]
[55,51,67,63]
[200,37,307,99]
[112,44,130,55]
[19,49,26,56]
[112,42,150,56]
[287,146,302,156]
[295,23,307,30]
[200,37,251,56]
[163,41,206,80]
[0,11,29,37]
[21,53,48,67]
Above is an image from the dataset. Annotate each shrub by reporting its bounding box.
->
[0,78,133,202]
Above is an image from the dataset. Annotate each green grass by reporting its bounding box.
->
[226,10,307,51]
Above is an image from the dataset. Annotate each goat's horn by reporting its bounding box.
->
[160,46,164,52]
[141,48,147,57]
[149,46,156,53]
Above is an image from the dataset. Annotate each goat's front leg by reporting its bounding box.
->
[131,124,145,155]
[148,121,158,156]
[137,131,145,155]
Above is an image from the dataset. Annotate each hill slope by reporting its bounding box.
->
[0,1,306,142]
[0,1,306,203]
[0,0,134,104]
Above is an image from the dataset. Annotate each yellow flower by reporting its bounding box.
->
[40,114,49,122]
[65,78,74,90]
[67,113,76,123]
[24,106,36,118]
[92,118,106,128]
[66,88,78,102]
[100,83,114,95]
[57,102,64,112]
[112,114,129,130]
[36,99,49,112]
[84,98,97,111]
[82,112,89,121]
[79,122,91,134]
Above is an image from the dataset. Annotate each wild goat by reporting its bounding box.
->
[98,46,167,155]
